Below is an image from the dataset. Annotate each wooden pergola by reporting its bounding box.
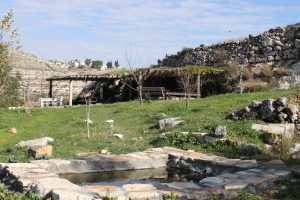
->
[46,74,131,106]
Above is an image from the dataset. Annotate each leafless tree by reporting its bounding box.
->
[177,69,196,110]
[82,79,101,138]
[124,41,150,107]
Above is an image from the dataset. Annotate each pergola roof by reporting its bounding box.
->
[46,74,131,81]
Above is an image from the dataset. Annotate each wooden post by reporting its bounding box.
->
[197,74,200,98]
[69,80,73,106]
[99,87,103,100]
[49,80,53,98]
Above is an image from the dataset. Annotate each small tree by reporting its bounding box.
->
[224,60,253,94]
[84,58,92,67]
[0,9,21,107]
[177,68,196,111]
[186,65,219,98]
[124,42,150,107]
[106,61,113,68]
[91,60,103,69]
[114,60,120,68]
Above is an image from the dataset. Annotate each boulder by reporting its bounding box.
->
[240,144,262,155]
[28,145,53,158]
[158,117,184,129]
[16,137,54,149]
[113,134,124,139]
[295,39,300,48]
[204,136,218,143]
[84,119,93,124]
[258,99,276,122]
[262,37,275,47]
[7,127,17,134]
[191,132,208,142]
[213,126,227,138]
[252,123,295,141]
[273,97,288,108]
[290,143,300,158]
[290,143,300,154]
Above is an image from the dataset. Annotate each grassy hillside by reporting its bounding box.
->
[0,88,299,162]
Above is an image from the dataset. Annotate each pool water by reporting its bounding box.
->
[60,167,206,187]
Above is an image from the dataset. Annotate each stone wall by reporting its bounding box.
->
[158,23,300,67]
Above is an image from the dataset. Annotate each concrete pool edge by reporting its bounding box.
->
[0,147,298,200]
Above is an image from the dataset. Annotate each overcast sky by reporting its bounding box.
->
[1,0,300,67]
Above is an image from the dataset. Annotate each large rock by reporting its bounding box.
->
[240,144,262,155]
[258,99,276,122]
[290,143,300,159]
[28,145,53,158]
[158,117,184,129]
[252,123,295,144]
[16,137,54,149]
[213,126,227,138]
[252,123,295,139]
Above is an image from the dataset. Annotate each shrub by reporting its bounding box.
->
[235,189,260,200]
[0,184,44,200]
[273,67,292,77]
[272,136,293,161]
[259,64,273,81]
[243,80,270,92]
[162,132,198,149]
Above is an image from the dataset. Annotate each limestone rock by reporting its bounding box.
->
[158,117,184,129]
[295,39,300,48]
[191,132,208,141]
[204,136,218,143]
[7,127,17,134]
[16,137,54,149]
[113,134,124,139]
[254,123,296,145]
[213,126,227,138]
[28,145,53,158]
[259,99,275,122]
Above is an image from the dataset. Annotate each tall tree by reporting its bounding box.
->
[0,9,21,107]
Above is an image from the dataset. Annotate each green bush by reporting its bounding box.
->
[161,132,198,149]
[0,184,44,200]
[235,189,260,200]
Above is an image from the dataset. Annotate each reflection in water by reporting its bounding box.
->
[60,167,206,186]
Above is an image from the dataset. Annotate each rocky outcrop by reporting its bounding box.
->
[227,96,300,124]
[158,23,300,68]
[9,50,114,103]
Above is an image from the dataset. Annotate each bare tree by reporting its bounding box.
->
[186,65,219,98]
[82,80,101,138]
[224,60,252,94]
[177,69,196,110]
[124,42,150,107]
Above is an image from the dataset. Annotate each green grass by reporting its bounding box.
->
[0,88,299,162]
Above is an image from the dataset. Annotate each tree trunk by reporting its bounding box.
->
[239,73,243,94]
[138,84,143,107]
[86,99,91,138]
